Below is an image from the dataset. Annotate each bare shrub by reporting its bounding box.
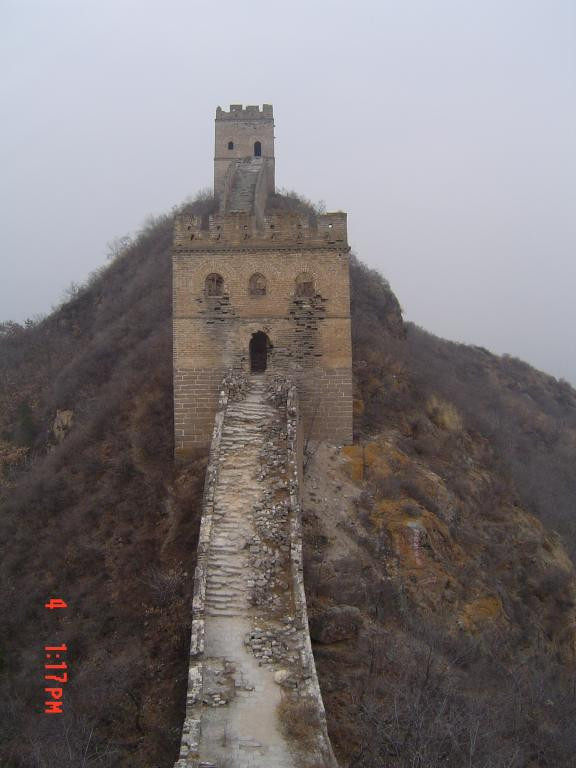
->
[141,565,186,607]
[277,696,320,747]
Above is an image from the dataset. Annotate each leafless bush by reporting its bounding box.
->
[277,695,320,747]
[141,565,186,606]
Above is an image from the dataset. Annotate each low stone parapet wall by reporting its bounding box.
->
[286,384,339,767]
[173,374,236,766]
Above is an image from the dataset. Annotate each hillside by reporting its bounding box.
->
[1,194,576,767]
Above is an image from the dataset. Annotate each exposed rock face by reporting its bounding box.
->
[52,408,73,442]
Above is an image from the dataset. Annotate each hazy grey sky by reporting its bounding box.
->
[2,0,575,382]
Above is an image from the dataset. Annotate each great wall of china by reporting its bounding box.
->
[174,373,338,767]
[172,105,351,766]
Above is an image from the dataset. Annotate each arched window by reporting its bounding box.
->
[205,273,224,296]
[295,272,315,298]
[249,273,266,296]
[227,141,234,150]
[254,141,262,157]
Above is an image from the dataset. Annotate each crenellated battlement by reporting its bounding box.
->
[173,211,348,249]
[216,104,274,120]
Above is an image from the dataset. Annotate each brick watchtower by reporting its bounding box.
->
[214,104,275,202]
[172,105,353,458]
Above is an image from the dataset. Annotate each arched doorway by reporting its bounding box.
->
[249,331,269,373]
[254,141,262,157]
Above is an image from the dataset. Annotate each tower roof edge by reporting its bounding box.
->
[216,104,274,120]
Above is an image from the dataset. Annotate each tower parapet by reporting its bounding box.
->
[173,211,348,250]
[216,104,274,119]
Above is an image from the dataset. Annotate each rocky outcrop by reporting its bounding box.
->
[52,409,74,442]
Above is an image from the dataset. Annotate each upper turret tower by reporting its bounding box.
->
[214,104,275,201]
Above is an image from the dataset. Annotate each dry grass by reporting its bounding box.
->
[277,695,321,748]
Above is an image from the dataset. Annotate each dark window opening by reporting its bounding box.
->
[254,141,262,157]
[295,272,315,298]
[250,331,270,373]
[249,273,266,296]
[205,273,224,296]
[228,141,234,150]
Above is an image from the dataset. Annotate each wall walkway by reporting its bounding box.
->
[174,373,337,768]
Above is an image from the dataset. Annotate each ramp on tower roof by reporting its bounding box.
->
[225,157,264,213]
[214,104,275,207]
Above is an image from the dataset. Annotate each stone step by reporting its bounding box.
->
[213,520,252,528]
[205,580,245,589]
[205,595,247,606]
[210,544,246,552]
[225,415,273,421]
[210,543,246,552]
[205,595,247,605]
[211,513,250,520]
[213,522,251,538]
[206,577,247,587]
[221,430,267,437]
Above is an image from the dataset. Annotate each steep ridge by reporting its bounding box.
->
[175,374,336,768]
[1,194,576,767]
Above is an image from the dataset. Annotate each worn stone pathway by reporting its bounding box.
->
[198,376,298,768]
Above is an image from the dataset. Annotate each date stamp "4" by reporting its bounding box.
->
[44,598,68,715]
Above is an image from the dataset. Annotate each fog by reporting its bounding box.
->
[1,0,575,382]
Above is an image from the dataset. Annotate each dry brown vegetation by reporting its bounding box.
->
[277,695,321,747]
[0,199,209,767]
[305,258,576,767]
[1,193,575,766]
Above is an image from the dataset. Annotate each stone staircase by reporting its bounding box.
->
[197,376,298,768]
[226,157,263,213]
[174,375,338,768]
[204,378,273,619]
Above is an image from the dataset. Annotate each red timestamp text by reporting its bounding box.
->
[43,597,68,715]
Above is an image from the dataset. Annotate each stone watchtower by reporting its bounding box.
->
[214,103,275,203]
[172,105,353,457]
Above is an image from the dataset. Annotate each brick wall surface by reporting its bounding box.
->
[173,208,353,457]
